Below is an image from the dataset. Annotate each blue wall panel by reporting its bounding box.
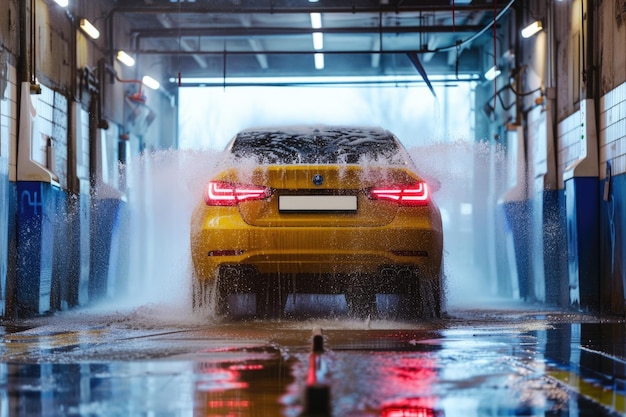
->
[50,190,68,311]
[65,191,90,308]
[16,181,62,316]
[502,200,532,300]
[543,189,569,306]
[6,182,17,318]
[599,173,626,315]
[89,198,125,302]
[495,203,515,297]
[0,156,8,317]
[565,177,600,311]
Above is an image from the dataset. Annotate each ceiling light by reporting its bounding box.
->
[79,19,100,40]
[310,13,322,29]
[312,32,323,50]
[314,53,324,70]
[521,20,543,38]
[54,0,69,7]
[142,75,160,90]
[484,65,501,81]
[116,51,135,67]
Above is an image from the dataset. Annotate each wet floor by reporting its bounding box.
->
[0,299,625,417]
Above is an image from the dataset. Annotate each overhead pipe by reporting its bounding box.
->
[114,75,146,104]
[433,0,516,53]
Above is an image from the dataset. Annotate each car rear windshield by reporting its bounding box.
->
[229,127,407,164]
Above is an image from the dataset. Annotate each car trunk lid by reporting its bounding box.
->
[218,164,423,227]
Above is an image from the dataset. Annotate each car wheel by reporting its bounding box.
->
[397,277,441,320]
[420,278,442,319]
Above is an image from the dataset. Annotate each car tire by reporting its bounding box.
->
[397,275,442,320]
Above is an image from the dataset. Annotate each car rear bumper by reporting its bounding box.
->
[210,263,440,294]
[191,219,443,282]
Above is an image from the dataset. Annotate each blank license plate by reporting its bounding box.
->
[279,195,357,211]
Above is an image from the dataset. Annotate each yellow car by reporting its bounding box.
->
[190,126,443,319]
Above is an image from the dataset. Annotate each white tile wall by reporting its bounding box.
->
[599,81,626,178]
[0,64,17,181]
[556,110,583,189]
[37,85,68,189]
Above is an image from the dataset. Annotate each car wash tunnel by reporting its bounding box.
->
[1,0,626,416]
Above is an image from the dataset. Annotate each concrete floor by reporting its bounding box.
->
[0,299,624,416]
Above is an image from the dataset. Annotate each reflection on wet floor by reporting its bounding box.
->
[0,304,625,416]
[543,323,626,415]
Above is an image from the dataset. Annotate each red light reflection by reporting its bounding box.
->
[195,363,248,392]
[377,354,442,417]
[381,397,441,417]
[229,363,264,371]
[207,400,250,408]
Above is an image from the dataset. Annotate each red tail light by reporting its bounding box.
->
[204,181,271,206]
[369,182,430,206]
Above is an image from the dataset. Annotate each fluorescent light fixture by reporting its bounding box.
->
[116,51,135,67]
[142,75,160,90]
[309,13,323,68]
[54,0,68,7]
[484,65,501,81]
[314,53,324,70]
[310,13,322,29]
[312,32,324,50]
[521,20,542,38]
[79,18,100,40]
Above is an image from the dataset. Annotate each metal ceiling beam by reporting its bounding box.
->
[131,25,486,39]
[110,4,505,15]
[127,48,477,56]
[172,79,475,88]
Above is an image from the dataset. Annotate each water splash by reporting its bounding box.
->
[113,148,225,313]
[105,138,508,318]
[409,140,508,306]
